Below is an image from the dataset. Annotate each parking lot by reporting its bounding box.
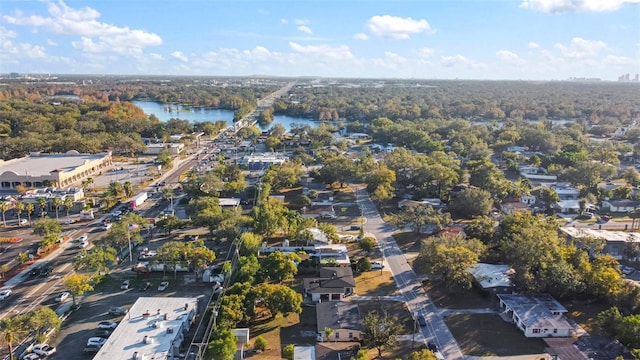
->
[47,273,213,359]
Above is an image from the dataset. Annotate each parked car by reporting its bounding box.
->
[55,291,70,302]
[108,306,127,316]
[0,289,12,300]
[39,266,54,277]
[120,280,130,290]
[97,321,118,330]
[158,281,169,291]
[417,313,427,327]
[371,261,385,270]
[77,234,88,243]
[22,354,41,360]
[86,337,107,347]
[93,329,112,338]
[32,344,56,356]
[78,241,89,249]
[83,344,101,353]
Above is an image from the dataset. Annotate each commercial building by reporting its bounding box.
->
[0,150,112,190]
[146,143,184,155]
[238,153,288,170]
[92,297,198,360]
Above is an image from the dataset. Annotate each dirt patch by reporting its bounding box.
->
[445,313,548,356]
[424,280,493,309]
[355,271,398,296]
[392,232,425,252]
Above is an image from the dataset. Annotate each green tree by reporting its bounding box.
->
[448,188,493,218]
[239,232,262,256]
[261,251,300,282]
[25,202,34,225]
[156,215,185,235]
[63,197,73,224]
[252,283,303,319]
[234,255,261,283]
[0,202,8,228]
[206,329,237,360]
[390,205,452,234]
[123,181,134,198]
[408,349,438,360]
[356,257,372,273]
[63,273,94,307]
[350,350,368,360]
[324,327,334,341]
[74,246,117,274]
[32,218,62,236]
[51,197,61,220]
[14,201,24,227]
[0,317,26,360]
[24,307,61,339]
[361,310,401,358]
[419,235,484,291]
[358,237,376,254]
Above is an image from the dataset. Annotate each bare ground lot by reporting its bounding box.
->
[445,313,548,356]
[355,271,398,296]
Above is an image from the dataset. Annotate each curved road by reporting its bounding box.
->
[356,185,465,360]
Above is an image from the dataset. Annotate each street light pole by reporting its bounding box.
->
[128,225,133,263]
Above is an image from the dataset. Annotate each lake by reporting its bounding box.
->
[131,100,318,132]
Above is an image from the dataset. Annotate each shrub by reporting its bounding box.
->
[283,344,295,360]
[254,336,267,351]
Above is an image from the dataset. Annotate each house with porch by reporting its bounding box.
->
[303,267,355,302]
[600,199,640,213]
[497,294,573,338]
[469,263,514,294]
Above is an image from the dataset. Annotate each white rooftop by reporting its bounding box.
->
[560,227,640,243]
[219,198,240,207]
[0,152,108,177]
[92,297,198,360]
[469,263,514,289]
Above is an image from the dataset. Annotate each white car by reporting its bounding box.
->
[55,291,71,302]
[120,280,130,290]
[78,241,89,249]
[371,261,385,270]
[22,354,41,360]
[97,321,118,330]
[86,337,107,347]
[157,281,169,291]
[77,234,88,243]
[0,289,12,300]
[32,344,56,356]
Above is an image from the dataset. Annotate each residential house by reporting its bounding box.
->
[315,343,360,360]
[501,200,531,215]
[303,267,355,302]
[469,263,514,294]
[497,294,573,338]
[349,133,371,140]
[316,301,362,342]
[301,205,336,219]
[548,183,580,200]
[554,200,597,214]
[559,227,640,260]
[601,199,640,213]
[312,192,334,206]
[519,165,557,183]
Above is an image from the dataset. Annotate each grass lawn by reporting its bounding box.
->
[445,314,547,356]
[333,188,356,203]
[357,301,414,334]
[355,271,398,296]
[392,232,426,253]
[423,280,492,309]
[563,300,611,336]
[368,340,425,359]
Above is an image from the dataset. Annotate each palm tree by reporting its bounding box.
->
[51,197,61,220]
[37,197,47,217]
[14,201,24,226]
[0,202,8,228]
[63,197,73,224]
[25,203,34,225]
[0,317,25,360]
[123,181,134,198]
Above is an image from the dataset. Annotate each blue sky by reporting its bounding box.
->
[1,0,639,80]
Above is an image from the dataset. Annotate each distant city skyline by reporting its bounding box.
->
[1,0,639,80]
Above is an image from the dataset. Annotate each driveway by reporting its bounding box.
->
[355,185,465,360]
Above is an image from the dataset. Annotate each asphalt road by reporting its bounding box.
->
[356,185,465,360]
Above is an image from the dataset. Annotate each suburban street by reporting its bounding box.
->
[356,185,465,360]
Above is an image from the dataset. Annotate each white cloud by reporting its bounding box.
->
[528,42,540,49]
[496,50,520,61]
[603,55,637,65]
[520,0,640,13]
[149,53,163,60]
[3,0,162,57]
[440,54,476,67]
[47,39,58,46]
[366,15,431,40]
[288,41,354,61]
[280,18,288,24]
[554,37,608,58]
[294,19,309,25]
[416,47,436,58]
[297,25,313,35]
[372,51,407,69]
[171,51,189,62]
[353,33,369,40]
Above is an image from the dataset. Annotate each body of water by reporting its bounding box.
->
[131,100,317,132]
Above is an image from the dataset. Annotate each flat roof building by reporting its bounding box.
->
[0,150,112,190]
[92,297,198,360]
